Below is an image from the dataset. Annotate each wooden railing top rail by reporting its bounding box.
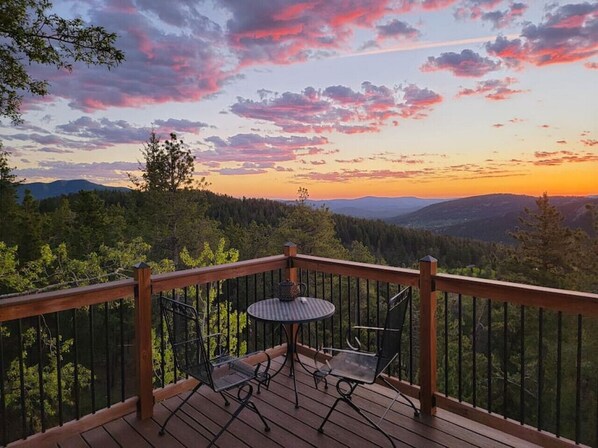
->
[0,279,136,322]
[151,254,288,293]
[435,273,598,317]
[292,254,420,287]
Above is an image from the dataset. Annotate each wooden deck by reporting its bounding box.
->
[55,355,539,448]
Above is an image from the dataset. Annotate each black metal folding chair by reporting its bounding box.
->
[312,287,419,448]
[159,296,271,447]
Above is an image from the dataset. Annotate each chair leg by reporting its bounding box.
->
[246,400,271,432]
[207,390,253,448]
[317,396,343,433]
[220,392,230,406]
[343,396,397,448]
[380,377,420,417]
[319,380,397,448]
[159,382,202,436]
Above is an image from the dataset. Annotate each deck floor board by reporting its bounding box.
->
[61,354,540,448]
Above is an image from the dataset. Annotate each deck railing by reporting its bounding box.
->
[0,245,596,447]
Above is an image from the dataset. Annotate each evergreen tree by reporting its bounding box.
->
[269,189,348,258]
[0,149,22,245]
[0,0,124,124]
[508,193,577,288]
[17,190,43,262]
[131,133,217,267]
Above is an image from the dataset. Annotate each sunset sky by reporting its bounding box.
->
[1,0,597,199]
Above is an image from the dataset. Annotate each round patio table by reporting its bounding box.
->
[247,297,335,408]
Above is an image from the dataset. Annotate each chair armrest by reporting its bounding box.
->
[321,347,377,357]
[353,325,402,332]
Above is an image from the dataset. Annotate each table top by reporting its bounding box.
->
[247,297,335,324]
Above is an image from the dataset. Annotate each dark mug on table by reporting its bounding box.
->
[278,280,307,301]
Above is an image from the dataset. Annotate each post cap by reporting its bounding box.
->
[133,261,151,269]
[419,255,437,263]
[284,242,297,247]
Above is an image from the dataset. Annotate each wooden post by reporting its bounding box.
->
[283,243,299,348]
[419,255,438,415]
[133,262,154,420]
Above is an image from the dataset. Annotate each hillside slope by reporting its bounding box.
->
[389,194,597,243]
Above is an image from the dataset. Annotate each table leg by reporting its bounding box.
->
[263,323,300,408]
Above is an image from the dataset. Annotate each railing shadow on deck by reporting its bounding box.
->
[0,244,596,448]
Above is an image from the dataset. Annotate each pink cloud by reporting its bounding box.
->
[457,77,526,100]
[201,133,329,166]
[223,1,398,65]
[24,5,232,112]
[585,61,598,69]
[231,82,442,134]
[533,150,598,166]
[455,0,504,21]
[486,3,598,67]
[421,49,501,77]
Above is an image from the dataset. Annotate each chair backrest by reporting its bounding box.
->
[160,296,214,387]
[375,287,410,376]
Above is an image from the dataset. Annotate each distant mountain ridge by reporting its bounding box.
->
[16,179,130,201]
[388,193,598,243]
[301,196,446,219]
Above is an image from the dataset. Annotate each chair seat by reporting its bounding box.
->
[327,351,379,384]
[186,357,255,392]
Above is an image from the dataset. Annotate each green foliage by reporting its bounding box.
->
[181,239,246,357]
[269,199,348,258]
[3,326,91,433]
[0,0,124,124]
[129,133,196,193]
[0,149,21,244]
[0,238,151,295]
[501,193,596,291]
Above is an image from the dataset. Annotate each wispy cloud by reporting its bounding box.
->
[230,82,442,134]
[457,77,527,100]
[421,49,501,77]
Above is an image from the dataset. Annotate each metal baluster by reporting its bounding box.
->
[18,320,25,438]
[330,274,335,348]
[556,311,562,437]
[245,276,250,352]
[37,316,45,431]
[236,277,240,357]
[105,302,111,408]
[322,272,328,347]
[119,299,125,402]
[73,310,80,420]
[0,323,5,445]
[253,275,258,352]
[575,315,582,444]
[159,292,166,386]
[366,279,371,350]
[261,273,266,351]
[408,283,413,384]
[444,292,449,396]
[376,281,380,351]
[472,297,477,407]
[356,278,361,357]
[338,275,343,348]
[226,280,231,354]
[270,272,275,349]
[487,299,492,413]
[457,294,463,401]
[519,305,525,424]
[537,308,543,431]
[315,272,320,351]
[55,313,63,425]
[503,302,508,418]
[89,305,96,413]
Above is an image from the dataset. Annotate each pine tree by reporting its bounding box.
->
[509,193,576,288]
